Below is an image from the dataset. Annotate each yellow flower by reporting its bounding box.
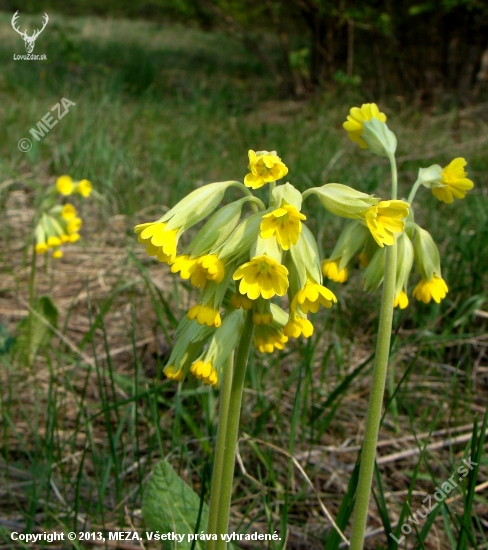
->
[47,236,61,248]
[61,203,77,221]
[69,233,80,243]
[412,276,448,304]
[60,234,70,243]
[196,255,225,284]
[260,205,306,250]
[164,365,185,382]
[67,217,82,235]
[233,255,289,300]
[230,292,254,310]
[322,259,348,283]
[244,150,288,189]
[254,325,288,353]
[291,282,337,314]
[171,254,225,289]
[135,222,179,264]
[35,243,48,254]
[393,290,409,309]
[56,175,74,196]
[187,304,222,328]
[432,158,474,204]
[283,311,314,338]
[363,200,409,247]
[190,360,218,387]
[52,249,63,259]
[76,179,93,198]
[343,103,387,148]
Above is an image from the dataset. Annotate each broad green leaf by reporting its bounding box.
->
[0,323,14,355]
[142,459,209,549]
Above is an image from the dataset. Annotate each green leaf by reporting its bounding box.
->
[16,295,58,364]
[142,459,209,550]
[0,323,14,355]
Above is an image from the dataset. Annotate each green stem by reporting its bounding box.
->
[407,178,422,205]
[268,181,276,208]
[349,242,397,550]
[28,245,37,308]
[215,310,254,549]
[389,153,398,200]
[27,244,37,368]
[206,353,234,550]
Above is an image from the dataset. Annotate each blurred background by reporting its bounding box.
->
[0,1,487,548]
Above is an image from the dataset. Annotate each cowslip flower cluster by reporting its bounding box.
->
[34,175,92,258]
[136,147,414,389]
[319,103,474,309]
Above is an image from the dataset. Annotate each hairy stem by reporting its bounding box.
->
[206,353,234,550]
[349,241,397,550]
[214,310,254,549]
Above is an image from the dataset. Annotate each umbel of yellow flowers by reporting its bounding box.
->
[319,103,474,311]
[135,144,412,389]
[35,175,92,259]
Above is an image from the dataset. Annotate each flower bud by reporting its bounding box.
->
[186,198,245,258]
[326,221,370,271]
[190,309,245,387]
[363,247,385,293]
[217,211,262,264]
[362,117,397,157]
[416,164,443,189]
[304,184,379,219]
[271,182,302,211]
[161,181,244,231]
[413,226,441,281]
[394,232,414,305]
[163,317,214,382]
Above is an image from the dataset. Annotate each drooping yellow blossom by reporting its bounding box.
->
[291,282,337,314]
[56,175,74,196]
[76,179,93,198]
[260,204,306,250]
[322,259,348,283]
[343,103,387,148]
[244,150,288,189]
[171,254,225,289]
[69,233,80,243]
[412,276,448,304]
[47,236,61,248]
[61,204,77,221]
[190,360,218,387]
[52,249,63,259]
[362,200,409,247]
[254,325,288,353]
[35,243,48,254]
[283,310,314,338]
[230,292,254,310]
[67,217,82,235]
[432,158,474,204]
[187,304,222,328]
[233,255,289,300]
[164,365,185,382]
[393,290,409,309]
[135,222,178,264]
[196,255,226,284]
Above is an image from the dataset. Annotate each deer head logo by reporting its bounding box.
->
[11,11,49,54]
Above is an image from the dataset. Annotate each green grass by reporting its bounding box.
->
[0,12,487,549]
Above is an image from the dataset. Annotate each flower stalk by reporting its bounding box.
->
[349,152,399,549]
[214,310,254,549]
[349,242,397,549]
[206,353,234,550]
